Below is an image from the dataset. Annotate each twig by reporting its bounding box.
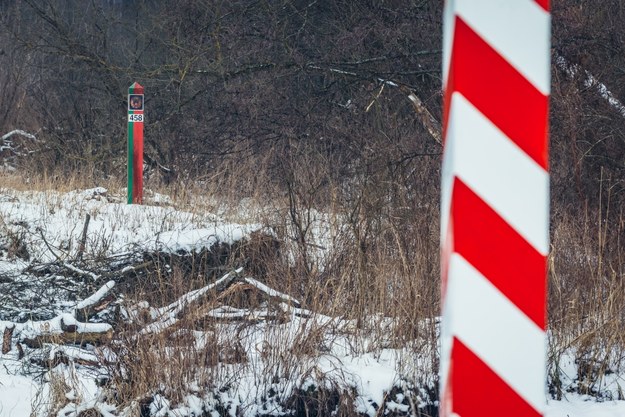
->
[37,227,64,261]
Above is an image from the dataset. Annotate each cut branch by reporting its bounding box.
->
[399,85,442,144]
[2,324,14,354]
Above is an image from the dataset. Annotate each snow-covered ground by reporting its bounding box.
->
[0,186,623,416]
[546,399,625,417]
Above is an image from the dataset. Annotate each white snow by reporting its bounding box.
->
[243,276,301,306]
[75,280,115,310]
[546,398,625,417]
[0,186,254,268]
[0,186,623,417]
[148,225,259,253]
[0,362,41,417]
[555,55,625,118]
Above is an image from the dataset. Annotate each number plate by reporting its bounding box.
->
[128,114,144,122]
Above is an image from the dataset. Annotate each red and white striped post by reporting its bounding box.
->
[128,82,144,204]
[440,1,550,417]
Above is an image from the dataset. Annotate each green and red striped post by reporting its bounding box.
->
[127,82,144,204]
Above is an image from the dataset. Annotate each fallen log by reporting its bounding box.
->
[17,313,113,348]
[22,328,113,348]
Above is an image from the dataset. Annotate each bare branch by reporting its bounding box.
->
[1,129,38,141]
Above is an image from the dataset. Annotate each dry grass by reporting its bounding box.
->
[5,148,623,414]
[548,190,625,399]
[105,161,622,409]
[47,152,439,414]
[0,169,120,194]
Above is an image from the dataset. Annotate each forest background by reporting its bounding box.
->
[0,0,624,414]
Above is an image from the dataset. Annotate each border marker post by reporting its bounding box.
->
[440,1,551,416]
[127,82,144,204]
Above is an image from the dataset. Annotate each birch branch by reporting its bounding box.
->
[141,267,243,334]
[400,85,442,144]
[555,54,625,119]
[1,130,38,141]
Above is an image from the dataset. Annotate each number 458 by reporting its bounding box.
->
[128,114,144,122]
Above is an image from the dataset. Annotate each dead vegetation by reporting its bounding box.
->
[0,182,441,416]
[0,1,623,415]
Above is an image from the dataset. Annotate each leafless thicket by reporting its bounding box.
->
[0,0,624,412]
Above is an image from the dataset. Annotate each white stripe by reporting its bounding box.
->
[444,253,546,412]
[443,92,549,255]
[439,282,453,407]
[442,0,457,89]
[455,0,550,95]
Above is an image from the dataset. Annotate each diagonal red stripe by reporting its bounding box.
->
[534,0,549,12]
[451,337,542,417]
[443,17,549,170]
[451,178,546,328]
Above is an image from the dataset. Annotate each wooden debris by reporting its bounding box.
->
[142,268,242,334]
[399,85,442,144]
[242,277,301,308]
[28,348,102,369]
[22,328,113,348]
[74,280,116,321]
[141,267,308,333]
[76,213,91,261]
[19,313,114,348]
[2,324,14,354]
[74,295,115,322]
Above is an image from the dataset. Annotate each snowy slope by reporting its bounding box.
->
[0,187,623,417]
